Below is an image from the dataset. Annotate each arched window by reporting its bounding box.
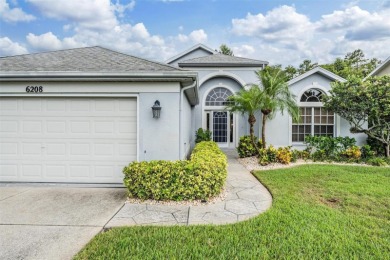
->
[292,88,334,143]
[205,87,233,106]
[300,88,324,102]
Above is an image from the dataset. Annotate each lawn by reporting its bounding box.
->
[75,165,390,259]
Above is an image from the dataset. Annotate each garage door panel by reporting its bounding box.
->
[0,97,137,183]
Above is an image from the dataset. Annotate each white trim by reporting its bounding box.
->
[296,85,329,107]
[288,67,346,86]
[201,84,238,147]
[365,56,390,79]
[165,44,216,64]
[199,71,246,87]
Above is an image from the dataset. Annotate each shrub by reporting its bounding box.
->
[360,145,375,159]
[305,136,356,159]
[312,149,327,162]
[340,146,362,161]
[367,137,386,157]
[366,157,388,167]
[291,149,310,162]
[237,135,262,158]
[277,147,293,164]
[258,145,278,165]
[123,141,227,201]
[195,128,212,143]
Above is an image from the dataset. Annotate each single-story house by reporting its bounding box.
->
[0,45,366,184]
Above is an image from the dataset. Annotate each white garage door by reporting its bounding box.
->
[0,97,137,183]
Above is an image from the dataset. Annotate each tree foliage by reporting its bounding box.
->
[218,44,234,56]
[323,76,390,157]
[255,67,299,148]
[281,49,381,80]
[225,85,263,150]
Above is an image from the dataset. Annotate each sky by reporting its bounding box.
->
[0,0,389,67]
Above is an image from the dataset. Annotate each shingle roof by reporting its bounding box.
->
[178,53,268,67]
[0,46,181,72]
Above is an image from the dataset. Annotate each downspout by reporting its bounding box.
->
[179,79,197,159]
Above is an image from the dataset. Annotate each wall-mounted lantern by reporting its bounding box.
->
[152,100,161,118]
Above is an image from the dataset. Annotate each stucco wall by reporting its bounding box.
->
[0,81,184,162]
[182,93,192,158]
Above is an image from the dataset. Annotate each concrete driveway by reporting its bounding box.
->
[0,185,126,260]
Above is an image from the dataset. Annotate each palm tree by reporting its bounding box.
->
[225,86,263,150]
[255,67,299,148]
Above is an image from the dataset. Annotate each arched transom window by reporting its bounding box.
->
[300,88,324,102]
[205,87,233,106]
[292,88,334,143]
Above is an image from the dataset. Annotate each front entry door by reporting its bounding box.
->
[205,111,234,147]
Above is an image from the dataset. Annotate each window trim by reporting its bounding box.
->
[290,85,339,146]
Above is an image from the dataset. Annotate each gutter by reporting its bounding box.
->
[179,79,197,159]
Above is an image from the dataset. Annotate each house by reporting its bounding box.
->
[0,45,366,184]
[366,56,390,77]
[0,47,198,183]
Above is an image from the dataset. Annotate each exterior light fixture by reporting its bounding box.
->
[152,100,161,118]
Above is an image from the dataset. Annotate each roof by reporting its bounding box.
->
[366,56,390,78]
[178,53,268,67]
[288,66,346,85]
[0,46,181,73]
[165,43,216,64]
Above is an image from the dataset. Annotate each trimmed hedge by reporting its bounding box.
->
[123,141,227,201]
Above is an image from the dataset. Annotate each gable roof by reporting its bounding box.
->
[288,66,346,85]
[0,46,181,73]
[366,55,390,78]
[178,53,268,67]
[165,43,216,64]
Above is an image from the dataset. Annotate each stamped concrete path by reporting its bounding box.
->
[106,149,272,228]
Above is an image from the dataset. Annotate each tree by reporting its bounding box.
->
[323,76,390,157]
[256,67,299,148]
[225,86,263,149]
[298,59,318,75]
[219,44,234,56]
[284,65,298,81]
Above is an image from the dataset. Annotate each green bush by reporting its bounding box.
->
[366,157,388,167]
[291,149,310,162]
[195,128,212,143]
[258,145,278,166]
[123,141,227,201]
[360,145,375,159]
[367,137,386,157]
[237,135,262,158]
[305,136,356,159]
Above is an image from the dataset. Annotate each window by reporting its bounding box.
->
[205,87,233,106]
[292,88,334,143]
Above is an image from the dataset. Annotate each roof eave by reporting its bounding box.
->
[288,67,346,85]
[178,62,268,67]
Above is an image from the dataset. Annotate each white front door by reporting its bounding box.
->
[205,110,234,148]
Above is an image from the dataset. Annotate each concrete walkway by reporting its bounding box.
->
[106,149,272,228]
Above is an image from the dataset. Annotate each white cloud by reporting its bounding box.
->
[233,44,255,57]
[0,0,35,22]
[231,5,390,66]
[189,29,207,43]
[0,37,28,56]
[26,32,84,51]
[232,5,312,43]
[26,0,118,30]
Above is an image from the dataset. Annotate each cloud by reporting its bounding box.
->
[0,0,35,22]
[316,6,390,41]
[0,37,28,56]
[189,29,207,43]
[232,5,312,43]
[230,5,390,66]
[26,0,118,30]
[26,32,84,51]
[232,45,255,57]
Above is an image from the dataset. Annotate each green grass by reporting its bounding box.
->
[75,165,390,259]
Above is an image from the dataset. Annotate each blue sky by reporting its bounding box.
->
[1,0,389,66]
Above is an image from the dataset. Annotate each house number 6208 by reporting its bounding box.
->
[26,86,43,93]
